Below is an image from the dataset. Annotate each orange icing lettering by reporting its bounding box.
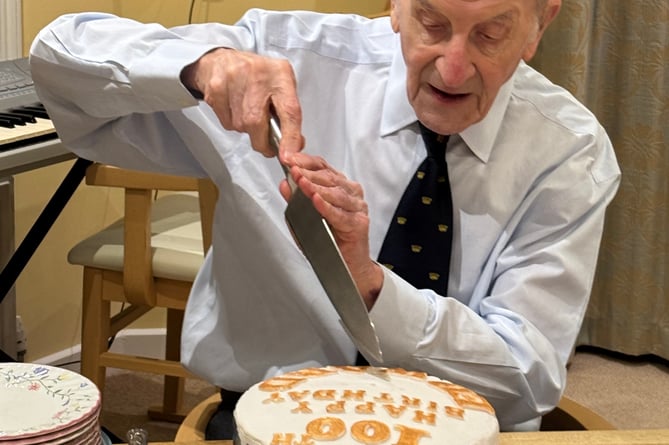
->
[383,404,407,418]
[355,402,376,414]
[326,400,346,414]
[294,436,316,445]
[270,433,296,445]
[270,433,315,445]
[260,377,305,392]
[271,434,314,445]
[401,395,422,408]
[412,410,436,426]
[350,420,391,444]
[264,393,285,404]
[291,368,336,378]
[394,424,430,445]
[427,401,437,412]
[445,406,465,420]
[313,389,337,400]
[288,391,310,401]
[336,365,367,373]
[390,369,428,380]
[291,401,313,414]
[305,417,346,441]
[343,389,366,401]
[429,382,494,414]
[374,392,395,403]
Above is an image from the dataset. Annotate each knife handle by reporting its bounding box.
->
[269,111,297,192]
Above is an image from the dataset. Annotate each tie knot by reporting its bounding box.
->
[418,122,448,165]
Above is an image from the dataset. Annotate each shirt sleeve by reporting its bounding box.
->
[367,131,620,430]
[28,12,254,175]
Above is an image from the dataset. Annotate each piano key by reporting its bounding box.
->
[0,111,36,124]
[11,106,49,120]
[1,58,58,148]
[0,118,14,129]
[6,102,44,112]
[0,113,27,126]
[0,117,56,147]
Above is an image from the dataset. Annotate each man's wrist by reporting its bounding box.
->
[358,262,384,311]
[179,47,228,99]
[180,61,204,99]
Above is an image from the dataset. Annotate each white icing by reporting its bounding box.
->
[234,366,499,445]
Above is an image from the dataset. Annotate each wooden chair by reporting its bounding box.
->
[541,396,615,431]
[67,164,218,422]
[174,392,221,441]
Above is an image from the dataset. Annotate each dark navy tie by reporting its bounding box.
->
[377,122,453,296]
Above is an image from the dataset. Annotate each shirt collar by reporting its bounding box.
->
[380,46,417,137]
[380,42,518,163]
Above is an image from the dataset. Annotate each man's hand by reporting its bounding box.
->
[181,48,304,160]
[182,49,382,308]
[280,152,384,310]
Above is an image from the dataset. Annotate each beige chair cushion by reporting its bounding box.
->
[68,193,204,282]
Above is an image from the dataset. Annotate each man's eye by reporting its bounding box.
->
[478,30,504,42]
[476,22,510,44]
[423,21,443,31]
[478,31,500,42]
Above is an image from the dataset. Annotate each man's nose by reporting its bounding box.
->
[434,37,475,88]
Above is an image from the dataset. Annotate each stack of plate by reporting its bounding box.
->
[0,362,106,445]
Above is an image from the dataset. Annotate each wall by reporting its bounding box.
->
[191,0,389,24]
[22,0,389,52]
[18,0,193,362]
[21,0,193,55]
[1,0,22,59]
[14,163,127,362]
[18,0,388,362]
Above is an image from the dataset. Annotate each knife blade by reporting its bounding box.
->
[269,114,383,362]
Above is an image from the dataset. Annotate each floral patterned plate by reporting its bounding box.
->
[0,363,100,441]
[5,411,99,445]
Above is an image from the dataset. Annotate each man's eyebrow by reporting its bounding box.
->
[416,0,518,24]
[488,10,518,24]
[417,0,440,15]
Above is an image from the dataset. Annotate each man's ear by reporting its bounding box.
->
[390,0,400,33]
[522,0,561,61]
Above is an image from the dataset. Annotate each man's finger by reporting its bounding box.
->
[271,92,304,161]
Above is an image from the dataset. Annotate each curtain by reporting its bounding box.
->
[530,0,669,360]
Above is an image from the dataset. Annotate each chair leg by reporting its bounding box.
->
[147,307,187,422]
[81,268,110,394]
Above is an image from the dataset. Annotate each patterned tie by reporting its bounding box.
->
[377,122,452,296]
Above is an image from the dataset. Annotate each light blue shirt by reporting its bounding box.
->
[30,9,620,430]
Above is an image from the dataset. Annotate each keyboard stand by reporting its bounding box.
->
[0,177,17,361]
[0,147,89,361]
[0,56,84,361]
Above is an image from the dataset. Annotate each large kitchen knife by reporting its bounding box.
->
[269,115,383,363]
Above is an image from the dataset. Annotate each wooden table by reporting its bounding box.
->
[149,429,669,445]
[498,430,669,444]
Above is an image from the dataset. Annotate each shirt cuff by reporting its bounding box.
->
[368,266,432,363]
[128,40,221,110]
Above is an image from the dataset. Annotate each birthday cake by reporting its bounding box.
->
[233,366,499,445]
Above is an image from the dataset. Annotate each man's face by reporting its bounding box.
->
[391,0,555,135]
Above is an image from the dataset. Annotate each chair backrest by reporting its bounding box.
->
[84,164,217,305]
[197,177,218,251]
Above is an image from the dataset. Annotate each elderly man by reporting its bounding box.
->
[30,0,619,435]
